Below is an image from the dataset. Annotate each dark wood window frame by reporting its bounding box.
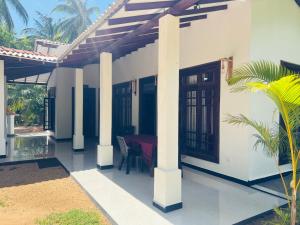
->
[179,61,221,163]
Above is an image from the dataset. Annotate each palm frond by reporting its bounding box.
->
[247,75,300,131]
[228,61,296,92]
[7,0,28,24]
[224,114,285,157]
[0,0,14,30]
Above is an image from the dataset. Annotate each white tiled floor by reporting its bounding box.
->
[0,135,287,225]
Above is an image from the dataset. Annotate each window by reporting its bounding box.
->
[179,62,221,163]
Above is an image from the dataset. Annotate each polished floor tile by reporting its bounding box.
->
[0,135,287,225]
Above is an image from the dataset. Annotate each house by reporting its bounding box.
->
[0,0,299,215]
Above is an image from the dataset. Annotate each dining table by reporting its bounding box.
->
[124,135,157,169]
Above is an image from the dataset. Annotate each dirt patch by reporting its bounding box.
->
[0,161,111,225]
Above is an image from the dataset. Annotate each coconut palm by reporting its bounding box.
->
[22,11,64,42]
[0,0,28,31]
[52,0,100,42]
[225,61,300,225]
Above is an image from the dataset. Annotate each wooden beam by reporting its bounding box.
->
[7,81,47,85]
[108,13,160,25]
[71,38,157,59]
[79,40,116,49]
[96,24,141,36]
[181,4,228,16]
[198,0,232,3]
[124,0,231,11]
[109,3,227,26]
[77,23,191,54]
[91,21,190,44]
[86,33,128,44]
[88,0,205,62]
[76,33,158,54]
[180,14,207,23]
[125,1,176,11]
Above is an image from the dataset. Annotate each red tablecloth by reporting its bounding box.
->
[125,135,157,167]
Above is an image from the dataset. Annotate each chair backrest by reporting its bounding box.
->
[116,136,128,157]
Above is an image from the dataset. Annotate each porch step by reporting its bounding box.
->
[71,169,173,225]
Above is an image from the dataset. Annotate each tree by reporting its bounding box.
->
[0,0,28,31]
[226,61,300,225]
[0,25,33,50]
[52,0,100,42]
[7,84,47,126]
[22,11,65,43]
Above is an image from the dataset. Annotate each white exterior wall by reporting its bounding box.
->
[112,1,252,181]
[49,0,300,181]
[247,0,300,180]
[48,67,75,139]
[48,65,100,139]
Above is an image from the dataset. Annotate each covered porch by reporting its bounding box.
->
[0,134,287,225]
[0,0,289,224]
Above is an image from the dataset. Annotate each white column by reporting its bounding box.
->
[153,14,182,212]
[0,60,6,157]
[72,68,84,150]
[4,76,7,138]
[97,52,113,169]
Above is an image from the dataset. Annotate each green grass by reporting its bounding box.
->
[36,209,102,225]
[0,200,6,208]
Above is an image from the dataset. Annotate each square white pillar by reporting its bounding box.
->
[0,60,6,157]
[97,52,113,170]
[153,14,182,212]
[73,68,84,150]
[4,76,7,138]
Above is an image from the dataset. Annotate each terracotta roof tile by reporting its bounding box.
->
[0,46,57,62]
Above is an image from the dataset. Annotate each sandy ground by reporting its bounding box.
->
[0,162,111,225]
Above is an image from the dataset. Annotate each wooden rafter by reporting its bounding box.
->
[63,0,234,65]
[102,0,208,53]
[96,24,141,36]
[125,1,176,11]
[84,22,190,48]
[108,13,207,25]
[95,5,225,36]
[124,0,231,11]
[75,33,159,54]
[181,4,228,16]
[180,14,207,23]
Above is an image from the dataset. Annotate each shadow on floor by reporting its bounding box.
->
[0,158,69,188]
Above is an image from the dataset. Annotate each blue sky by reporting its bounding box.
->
[12,0,113,35]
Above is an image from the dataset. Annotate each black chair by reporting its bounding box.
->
[117,136,140,174]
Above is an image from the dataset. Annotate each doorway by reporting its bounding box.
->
[139,76,157,136]
[112,81,132,139]
[72,86,96,137]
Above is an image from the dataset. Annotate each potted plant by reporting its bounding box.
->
[6,108,16,136]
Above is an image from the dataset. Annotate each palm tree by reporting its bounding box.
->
[22,11,64,42]
[52,0,100,42]
[225,61,300,225]
[0,0,28,31]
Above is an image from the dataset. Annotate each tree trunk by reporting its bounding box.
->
[290,189,297,225]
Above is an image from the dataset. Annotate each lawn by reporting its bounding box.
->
[0,160,111,225]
